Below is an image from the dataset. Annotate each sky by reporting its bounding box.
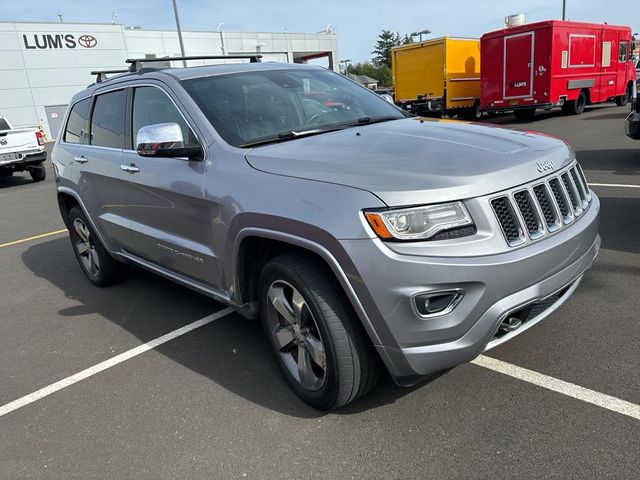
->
[3,0,638,62]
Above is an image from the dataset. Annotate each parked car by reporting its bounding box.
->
[625,82,640,139]
[52,59,600,409]
[481,20,636,120]
[0,115,47,181]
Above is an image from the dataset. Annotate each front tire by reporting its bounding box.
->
[67,206,125,286]
[259,253,380,410]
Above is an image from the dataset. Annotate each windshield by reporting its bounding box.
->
[181,68,406,147]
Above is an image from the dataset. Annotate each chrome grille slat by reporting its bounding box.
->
[561,172,582,215]
[513,190,544,238]
[491,162,592,247]
[491,196,525,246]
[532,184,561,232]
[549,177,573,224]
[570,167,589,208]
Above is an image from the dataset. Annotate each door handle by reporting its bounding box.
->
[120,163,140,173]
[73,155,88,163]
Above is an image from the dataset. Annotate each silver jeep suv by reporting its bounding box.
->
[52,60,600,409]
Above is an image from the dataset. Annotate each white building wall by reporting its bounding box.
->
[0,22,338,137]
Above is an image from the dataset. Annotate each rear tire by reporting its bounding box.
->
[513,108,536,121]
[616,85,631,106]
[462,102,482,121]
[0,168,13,178]
[259,253,380,410]
[565,91,586,115]
[67,206,125,286]
[29,164,46,182]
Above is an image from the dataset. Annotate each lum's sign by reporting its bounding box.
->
[22,34,97,50]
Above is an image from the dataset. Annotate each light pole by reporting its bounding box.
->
[410,29,431,42]
[171,0,187,67]
[217,23,226,56]
[562,0,566,20]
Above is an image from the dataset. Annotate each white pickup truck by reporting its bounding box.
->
[0,115,47,182]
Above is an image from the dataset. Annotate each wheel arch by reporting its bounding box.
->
[231,228,386,349]
[56,187,113,258]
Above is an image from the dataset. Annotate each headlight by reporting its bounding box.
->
[364,202,473,240]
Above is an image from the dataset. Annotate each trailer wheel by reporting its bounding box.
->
[513,108,536,121]
[565,91,586,115]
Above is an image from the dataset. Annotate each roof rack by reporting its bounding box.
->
[125,54,262,72]
[91,69,131,83]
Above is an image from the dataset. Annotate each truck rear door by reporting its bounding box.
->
[503,32,534,99]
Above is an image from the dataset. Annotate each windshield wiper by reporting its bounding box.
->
[347,115,402,126]
[238,116,403,148]
[238,127,344,148]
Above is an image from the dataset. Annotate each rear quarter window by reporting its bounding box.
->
[63,98,91,143]
[0,117,10,130]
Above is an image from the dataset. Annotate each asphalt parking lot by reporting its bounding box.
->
[1,105,638,479]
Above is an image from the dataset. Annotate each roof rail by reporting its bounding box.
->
[125,54,262,72]
[91,69,131,83]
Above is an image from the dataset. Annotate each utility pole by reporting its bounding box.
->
[171,0,187,67]
[562,0,566,20]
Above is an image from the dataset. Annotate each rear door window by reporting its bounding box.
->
[64,98,91,143]
[90,90,126,149]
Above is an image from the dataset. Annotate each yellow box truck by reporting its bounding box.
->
[392,37,481,119]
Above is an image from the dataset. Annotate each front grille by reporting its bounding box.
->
[490,162,592,247]
[549,178,570,220]
[532,184,559,231]
[513,190,542,237]
[491,197,524,245]
[561,172,581,213]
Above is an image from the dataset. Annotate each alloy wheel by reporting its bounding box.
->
[73,218,100,277]
[266,280,327,391]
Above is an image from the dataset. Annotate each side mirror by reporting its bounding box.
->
[136,123,202,160]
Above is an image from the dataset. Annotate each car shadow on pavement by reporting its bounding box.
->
[596,194,640,255]
[575,149,640,176]
[0,175,35,189]
[21,237,434,417]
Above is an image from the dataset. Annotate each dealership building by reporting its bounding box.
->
[0,21,339,138]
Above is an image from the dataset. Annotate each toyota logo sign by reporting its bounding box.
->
[78,35,97,48]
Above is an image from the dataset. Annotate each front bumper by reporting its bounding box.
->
[340,194,600,384]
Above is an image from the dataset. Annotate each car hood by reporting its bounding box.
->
[244,118,574,206]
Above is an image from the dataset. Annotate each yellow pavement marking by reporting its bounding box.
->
[0,229,68,248]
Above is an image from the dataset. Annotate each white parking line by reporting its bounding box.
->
[0,307,233,418]
[588,182,640,189]
[473,355,640,421]
[1,306,638,421]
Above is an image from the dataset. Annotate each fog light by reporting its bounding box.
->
[413,290,464,318]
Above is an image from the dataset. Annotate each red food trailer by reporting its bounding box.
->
[481,20,636,119]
